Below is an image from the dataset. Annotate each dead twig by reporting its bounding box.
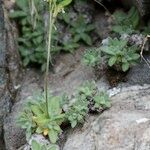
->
[140,35,150,68]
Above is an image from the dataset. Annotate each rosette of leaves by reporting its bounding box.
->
[112,7,140,35]
[82,47,107,78]
[61,13,95,46]
[65,94,89,128]
[101,38,140,72]
[77,81,97,97]
[93,92,111,112]
[70,15,95,45]
[17,94,65,144]
[82,48,101,67]
[77,81,111,113]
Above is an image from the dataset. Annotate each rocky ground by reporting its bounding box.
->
[2,47,150,150]
[1,1,150,150]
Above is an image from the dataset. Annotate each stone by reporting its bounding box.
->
[4,69,41,150]
[0,1,22,148]
[0,0,8,138]
[63,84,150,150]
[126,55,150,85]
[73,0,94,23]
[95,12,112,39]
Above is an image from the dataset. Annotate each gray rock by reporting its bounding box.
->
[73,0,94,23]
[4,104,27,150]
[126,56,150,85]
[95,12,112,39]
[48,48,95,96]
[121,33,149,51]
[0,1,22,149]
[63,84,150,150]
[4,69,41,150]
[0,0,9,139]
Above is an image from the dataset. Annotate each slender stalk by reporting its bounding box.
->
[45,1,54,110]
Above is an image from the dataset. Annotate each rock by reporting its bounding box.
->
[4,0,15,10]
[126,55,150,85]
[74,0,94,24]
[4,105,26,150]
[95,12,112,39]
[0,1,22,149]
[121,33,149,51]
[48,48,95,96]
[63,84,150,150]
[0,0,21,147]
[4,69,41,150]
[0,0,9,138]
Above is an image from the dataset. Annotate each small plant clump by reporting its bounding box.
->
[101,38,140,72]
[77,81,111,113]
[83,38,140,72]
[65,94,89,128]
[112,7,140,35]
[82,48,101,67]
[17,94,65,144]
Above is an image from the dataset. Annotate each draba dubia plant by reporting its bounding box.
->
[44,0,72,116]
[17,94,66,144]
[17,0,72,145]
[112,7,140,35]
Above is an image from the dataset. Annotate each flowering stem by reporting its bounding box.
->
[45,1,54,110]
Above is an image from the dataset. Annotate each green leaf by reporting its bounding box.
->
[31,105,43,116]
[41,145,47,150]
[9,11,27,18]
[48,130,58,144]
[73,35,80,42]
[131,53,140,60]
[16,0,29,12]
[23,57,30,66]
[71,120,77,128]
[101,46,115,55]
[122,63,129,72]
[58,0,72,7]
[31,140,41,150]
[81,33,92,45]
[48,96,61,117]
[108,56,117,66]
[49,145,58,150]
[36,127,43,134]
[86,24,95,31]
[54,0,72,17]
[33,117,49,126]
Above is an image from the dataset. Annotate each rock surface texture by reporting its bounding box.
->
[63,84,150,150]
[0,1,21,149]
